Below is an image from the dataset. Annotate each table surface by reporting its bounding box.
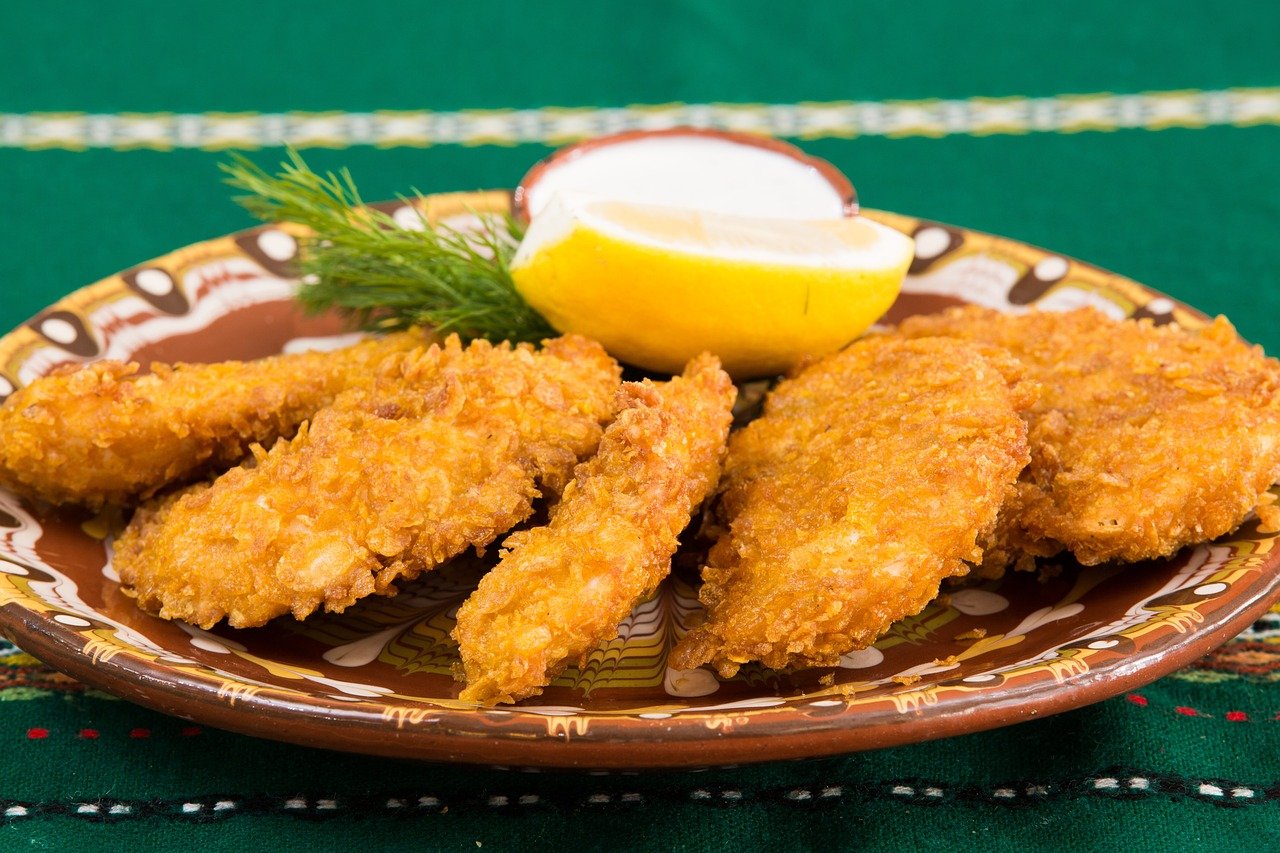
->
[3,1,1280,849]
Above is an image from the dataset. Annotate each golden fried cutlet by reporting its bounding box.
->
[0,332,422,508]
[453,353,735,705]
[114,335,621,629]
[893,307,1280,569]
[669,337,1032,677]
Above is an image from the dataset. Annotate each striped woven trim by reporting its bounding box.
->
[1,770,1276,822]
[3,87,1279,151]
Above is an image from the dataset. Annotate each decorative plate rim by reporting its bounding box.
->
[0,195,1276,769]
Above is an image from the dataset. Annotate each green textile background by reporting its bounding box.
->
[3,1,1280,849]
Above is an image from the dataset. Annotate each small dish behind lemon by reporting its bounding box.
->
[514,127,857,222]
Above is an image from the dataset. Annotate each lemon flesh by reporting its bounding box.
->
[511,197,914,378]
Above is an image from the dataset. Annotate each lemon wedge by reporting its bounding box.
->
[510,195,914,377]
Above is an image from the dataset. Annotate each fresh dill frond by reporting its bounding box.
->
[220,149,555,343]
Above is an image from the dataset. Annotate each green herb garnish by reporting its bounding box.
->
[220,149,555,343]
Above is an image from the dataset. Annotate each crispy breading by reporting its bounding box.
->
[0,333,421,508]
[669,337,1032,677]
[453,354,735,705]
[893,307,1280,569]
[114,335,621,629]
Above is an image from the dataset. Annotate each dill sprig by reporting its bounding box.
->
[220,149,555,343]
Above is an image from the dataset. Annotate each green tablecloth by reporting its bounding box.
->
[3,2,1279,848]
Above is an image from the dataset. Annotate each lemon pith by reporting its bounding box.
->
[511,199,913,377]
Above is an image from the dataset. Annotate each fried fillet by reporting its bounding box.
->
[114,335,621,629]
[453,354,735,705]
[894,307,1280,570]
[670,337,1032,676]
[0,333,422,508]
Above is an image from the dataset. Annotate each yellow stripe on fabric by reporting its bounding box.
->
[3,87,1280,151]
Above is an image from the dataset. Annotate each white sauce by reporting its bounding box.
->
[524,136,846,220]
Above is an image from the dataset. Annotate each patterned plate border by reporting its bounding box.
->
[0,193,1277,769]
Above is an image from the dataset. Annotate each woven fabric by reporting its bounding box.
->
[3,1,1280,848]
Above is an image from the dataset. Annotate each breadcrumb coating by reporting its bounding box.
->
[453,353,735,705]
[670,337,1032,676]
[893,307,1280,570]
[114,334,621,628]
[0,333,421,508]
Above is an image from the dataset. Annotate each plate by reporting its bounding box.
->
[1,192,1277,769]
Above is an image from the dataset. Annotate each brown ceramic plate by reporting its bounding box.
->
[1,192,1277,770]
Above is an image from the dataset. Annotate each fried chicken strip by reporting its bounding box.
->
[670,337,1032,676]
[0,332,422,507]
[114,335,621,629]
[453,354,735,705]
[893,307,1280,570]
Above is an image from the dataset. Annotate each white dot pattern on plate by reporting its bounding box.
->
[40,317,78,345]
[257,230,297,261]
[134,268,174,296]
[949,589,1010,616]
[838,647,884,668]
[913,226,951,259]
[1033,256,1069,280]
[393,206,427,231]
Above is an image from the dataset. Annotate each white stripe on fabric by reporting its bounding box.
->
[2,87,1278,151]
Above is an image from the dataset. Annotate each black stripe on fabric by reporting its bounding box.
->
[0,769,1276,821]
